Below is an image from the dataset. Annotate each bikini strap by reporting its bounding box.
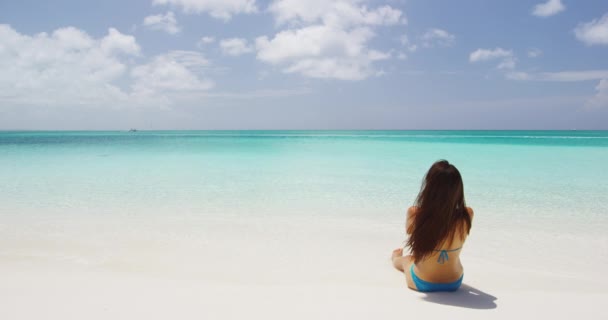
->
[434,247,462,264]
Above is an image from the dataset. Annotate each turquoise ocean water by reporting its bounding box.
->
[1,130,607,283]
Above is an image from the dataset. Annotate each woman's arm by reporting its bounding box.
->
[406,206,417,235]
[466,207,474,222]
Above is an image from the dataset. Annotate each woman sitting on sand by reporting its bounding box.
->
[392,160,474,292]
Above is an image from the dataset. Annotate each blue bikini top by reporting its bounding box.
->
[434,247,462,264]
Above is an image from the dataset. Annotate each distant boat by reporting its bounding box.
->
[128,128,137,132]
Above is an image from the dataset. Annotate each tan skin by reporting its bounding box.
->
[391,206,474,290]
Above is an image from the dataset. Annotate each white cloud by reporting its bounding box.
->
[400,34,417,52]
[420,28,455,47]
[528,48,543,58]
[280,58,370,80]
[256,25,387,80]
[199,36,215,44]
[255,1,400,80]
[152,0,257,20]
[143,11,181,34]
[196,36,215,48]
[256,26,372,64]
[101,28,141,56]
[0,24,213,110]
[268,0,403,28]
[532,0,565,17]
[469,48,516,69]
[469,48,512,62]
[497,57,516,70]
[575,13,608,46]
[220,38,253,56]
[368,50,391,61]
[132,50,213,93]
[504,72,531,81]
[506,70,608,82]
[587,79,608,108]
[0,25,139,108]
[507,70,608,109]
[50,26,95,49]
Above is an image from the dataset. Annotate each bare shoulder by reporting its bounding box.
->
[406,206,418,234]
[407,206,418,217]
[466,207,474,218]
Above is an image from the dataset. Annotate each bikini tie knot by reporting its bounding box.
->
[437,250,449,264]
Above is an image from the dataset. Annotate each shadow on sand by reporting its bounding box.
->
[419,284,497,309]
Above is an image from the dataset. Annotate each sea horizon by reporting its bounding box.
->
[2,129,607,131]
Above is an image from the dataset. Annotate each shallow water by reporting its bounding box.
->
[1,130,607,284]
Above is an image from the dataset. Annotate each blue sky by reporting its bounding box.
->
[1,0,607,129]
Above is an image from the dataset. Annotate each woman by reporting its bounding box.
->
[392,160,474,292]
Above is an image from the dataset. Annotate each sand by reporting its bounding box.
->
[1,212,607,319]
[1,255,606,320]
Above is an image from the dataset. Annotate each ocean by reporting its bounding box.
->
[1,130,607,285]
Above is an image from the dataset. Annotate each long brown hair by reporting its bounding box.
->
[406,160,471,263]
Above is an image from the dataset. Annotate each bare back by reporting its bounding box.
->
[406,206,474,283]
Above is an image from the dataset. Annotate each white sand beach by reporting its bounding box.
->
[1,209,606,320]
[1,260,605,319]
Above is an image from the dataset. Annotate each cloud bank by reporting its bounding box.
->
[143,11,181,34]
[575,13,608,46]
[0,25,213,110]
[220,38,254,56]
[469,48,516,69]
[421,28,455,47]
[255,0,402,80]
[152,0,257,20]
[588,79,608,108]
